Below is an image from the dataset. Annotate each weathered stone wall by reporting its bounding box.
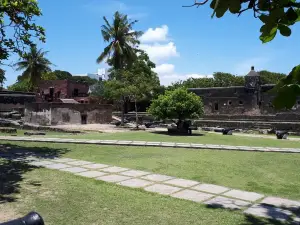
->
[189,85,300,116]
[24,103,113,125]
[189,87,260,115]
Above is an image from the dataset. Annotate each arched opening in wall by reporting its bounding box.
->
[298,100,300,105]
[228,100,232,106]
[239,101,244,105]
[214,103,219,111]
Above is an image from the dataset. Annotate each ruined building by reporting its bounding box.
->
[189,67,300,130]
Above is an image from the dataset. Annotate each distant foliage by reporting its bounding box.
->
[90,81,105,97]
[7,79,31,92]
[50,70,72,80]
[259,70,286,84]
[148,88,204,120]
[0,68,5,86]
[71,76,98,86]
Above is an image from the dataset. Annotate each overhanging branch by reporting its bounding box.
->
[183,0,209,8]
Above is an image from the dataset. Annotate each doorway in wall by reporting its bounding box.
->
[214,103,219,111]
[81,114,87,124]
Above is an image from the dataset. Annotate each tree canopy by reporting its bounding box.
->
[185,0,300,43]
[97,11,142,70]
[185,0,300,109]
[14,46,52,90]
[0,0,45,62]
[148,88,204,120]
[0,68,5,86]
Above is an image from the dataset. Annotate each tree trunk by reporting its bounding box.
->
[121,96,125,126]
[134,99,139,129]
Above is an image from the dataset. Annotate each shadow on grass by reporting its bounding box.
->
[0,143,69,204]
[206,203,300,225]
[150,131,205,137]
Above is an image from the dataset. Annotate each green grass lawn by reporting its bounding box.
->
[1,141,300,200]
[49,130,300,148]
[0,160,284,225]
[1,129,300,148]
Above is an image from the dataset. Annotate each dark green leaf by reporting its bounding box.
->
[278,24,291,36]
[260,26,278,43]
[259,14,269,23]
[229,0,241,13]
[286,7,298,21]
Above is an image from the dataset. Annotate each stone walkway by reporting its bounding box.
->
[0,136,300,153]
[1,153,299,223]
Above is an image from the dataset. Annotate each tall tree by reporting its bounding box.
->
[14,46,52,90]
[104,52,160,127]
[0,68,5,88]
[0,0,45,62]
[148,88,204,122]
[97,11,142,125]
[185,0,300,108]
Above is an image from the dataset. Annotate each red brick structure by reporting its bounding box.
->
[37,80,89,103]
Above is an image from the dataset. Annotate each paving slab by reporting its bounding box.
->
[44,163,71,169]
[101,166,129,173]
[144,184,182,195]
[260,197,300,209]
[66,160,93,166]
[28,160,54,166]
[96,174,131,183]
[141,174,175,182]
[131,141,147,146]
[115,141,133,145]
[164,178,199,188]
[205,196,251,210]
[76,171,107,178]
[84,140,102,144]
[175,143,191,148]
[59,167,88,173]
[82,163,110,169]
[117,178,153,188]
[146,142,162,146]
[192,184,229,194]
[119,170,151,177]
[100,140,119,144]
[244,204,293,221]
[161,142,176,147]
[190,144,205,149]
[51,158,77,163]
[171,190,214,203]
[223,189,264,202]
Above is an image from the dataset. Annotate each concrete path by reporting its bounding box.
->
[0,136,300,153]
[1,153,299,223]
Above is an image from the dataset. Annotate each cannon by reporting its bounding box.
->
[0,212,44,225]
[222,128,235,135]
[276,131,289,139]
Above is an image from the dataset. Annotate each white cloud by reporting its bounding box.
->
[140,25,169,43]
[153,64,175,74]
[140,42,179,63]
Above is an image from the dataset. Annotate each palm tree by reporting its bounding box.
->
[97,11,142,125]
[14,45,52,90]
[97,11,142,70]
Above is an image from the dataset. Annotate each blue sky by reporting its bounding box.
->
[3,0,300,86]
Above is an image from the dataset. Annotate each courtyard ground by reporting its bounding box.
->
[1,141,299,224]
[4,129,300,148]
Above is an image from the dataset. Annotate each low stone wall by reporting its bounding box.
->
[25,103,113,125]
[194,119,300,131]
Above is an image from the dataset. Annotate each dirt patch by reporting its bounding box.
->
[0,204,20,223]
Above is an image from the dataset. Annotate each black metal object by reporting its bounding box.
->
[0,212,44,225]
[222,128,235,135]
[276,131,289,139]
